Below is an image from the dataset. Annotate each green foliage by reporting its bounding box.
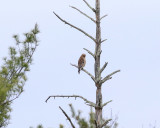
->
[59,104,118,128]
[59,124,64,128]
[29,124,44,128]
[36,124,44,128]
[0,24,40,128]
[31,105,118,128]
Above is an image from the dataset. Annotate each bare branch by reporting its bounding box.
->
[46,95,96,107]
[101,119,112,128]
[101,39,107,43]
[70,63,95,82]
[83,0,96,12]
[53,11,96,43]
[100,62,108,74]
[59,106,75,128]
[83,48,95,58]
[101,70,120,84]
[100,14,108,20]
[102,100,112,108]
[70,6,96,23]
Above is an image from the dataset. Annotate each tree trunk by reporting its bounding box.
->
[95,0,102,127]
[95,86,102,128]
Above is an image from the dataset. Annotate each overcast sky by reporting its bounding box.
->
[0,0,160,128]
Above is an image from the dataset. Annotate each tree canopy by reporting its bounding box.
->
[0,24,40,127]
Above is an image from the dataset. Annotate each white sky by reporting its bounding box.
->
[0,0,160,128]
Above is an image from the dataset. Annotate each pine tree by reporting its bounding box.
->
[0,24,40,127]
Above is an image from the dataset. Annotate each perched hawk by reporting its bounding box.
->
[78,54,86,74]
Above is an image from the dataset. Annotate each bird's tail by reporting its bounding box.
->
[78,68,80,74]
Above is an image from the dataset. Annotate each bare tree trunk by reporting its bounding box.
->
[95,87,102,128]
[95,0,102,127]
[46,0,121,127]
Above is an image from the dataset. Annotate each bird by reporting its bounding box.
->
[78,54,86,74]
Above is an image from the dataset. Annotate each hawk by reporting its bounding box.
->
[78,54,86,74]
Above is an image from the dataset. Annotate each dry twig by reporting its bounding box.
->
[83,48,95,58]
[100,62,108,74]
[101,70,120,84]
[59,106,75,128]
[46,95,96,107]
[70,63,95,82]
[83,0,96,12]
[53,11,96,43]
[102,100,112,108]
[101,39,107,43]
[70,6,96,23]
[100,14,108,20]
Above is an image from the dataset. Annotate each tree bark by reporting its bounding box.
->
[95,0,102,127]
[95,86,102,128]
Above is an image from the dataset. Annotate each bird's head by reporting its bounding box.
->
[82,54,86,58]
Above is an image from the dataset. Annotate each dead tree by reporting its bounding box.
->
[46,0,120,128]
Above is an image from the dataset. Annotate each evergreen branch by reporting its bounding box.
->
[7,43,37,93]
[101,39,107,43]
[102,100,112,108]
[59,106,75,128]
[53,11,96,43]
[69,104,76,118]
[0,120,8,128]
[101,70,120,84]
[83,48,95,58]
[70,63,95,82]
[101,119,112,128]
[100,62,108,74]
[0,89,23,106]
[46,95,96,107]
[9,25,39,81]
[83,0,96,12]
[70,6,96,23]
[100,14,108,20]
[108,115,118,128]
